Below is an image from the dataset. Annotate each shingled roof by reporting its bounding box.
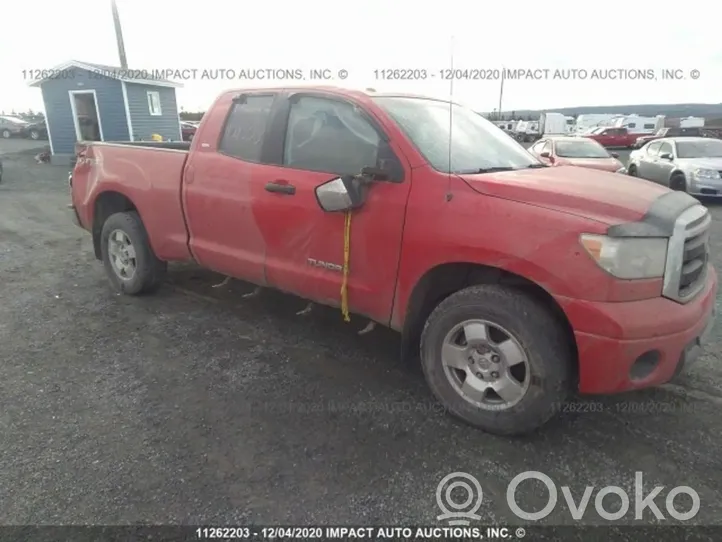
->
[27,60,183,88]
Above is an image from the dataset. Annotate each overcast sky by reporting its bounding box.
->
[1,0,719,113]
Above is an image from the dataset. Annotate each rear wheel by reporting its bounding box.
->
[420,285,572,436]
[100,211,167,295]
[1,130,11,139]
[29,130,40,140]
[670,173,687,192]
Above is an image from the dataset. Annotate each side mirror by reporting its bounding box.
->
[315,175,367,212]
[540,151,551,158]
[360,166,389,181]
[660,152,673,160]
[610,152,619,158]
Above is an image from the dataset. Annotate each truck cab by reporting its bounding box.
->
[69,86,718,436]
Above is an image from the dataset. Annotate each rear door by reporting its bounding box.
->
[182,92,279,284]
[253,91,412,324]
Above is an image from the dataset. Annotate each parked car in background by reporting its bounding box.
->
[68,86,717,436]
[0,116,30,138]
[24,119,47,140]
[633,127,704,149]
[581,127,640,148]
[528,136,625,173]
[628,137,722,196]
[0,156,3,183]
[180,121,197,141]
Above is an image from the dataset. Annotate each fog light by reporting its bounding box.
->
[629,350,660,380]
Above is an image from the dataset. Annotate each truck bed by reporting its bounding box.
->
[71,141,192,262]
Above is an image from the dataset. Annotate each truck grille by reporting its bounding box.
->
[662,205,710,303]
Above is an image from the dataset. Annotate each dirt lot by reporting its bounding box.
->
[1,139,721,527]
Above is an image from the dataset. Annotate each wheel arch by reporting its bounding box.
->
[399,262,578,382]
[92,191,139,260]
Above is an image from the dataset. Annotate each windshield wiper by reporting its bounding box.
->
[457,166,516,174]
[455,164,547,174]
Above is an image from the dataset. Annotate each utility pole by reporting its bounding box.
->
[497,67,505,119]
[111,0,128,69]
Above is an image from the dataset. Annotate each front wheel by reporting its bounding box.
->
[670,173,687,192]
[100,211,167,295]
[627,164,637,176]
[1,130,11,139]
[29,130,40,140]
[420,285,573,436]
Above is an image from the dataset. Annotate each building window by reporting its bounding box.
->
[147,91,162,116]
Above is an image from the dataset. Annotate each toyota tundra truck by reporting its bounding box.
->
[68,86,717,436]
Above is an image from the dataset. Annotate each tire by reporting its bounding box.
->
[670,173,687,192]
[1,130,11,139]
[627,164,637,176]
[29,130,39,140]
[420,285,572,436]
[100,211,167,295]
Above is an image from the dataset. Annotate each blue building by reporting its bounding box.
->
[28,60,184,165]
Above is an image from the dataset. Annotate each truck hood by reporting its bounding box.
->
[458,165,670,225]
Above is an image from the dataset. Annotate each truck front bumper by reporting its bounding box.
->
[558,265,718,394]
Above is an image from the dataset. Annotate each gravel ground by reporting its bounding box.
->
[1,139,721,528]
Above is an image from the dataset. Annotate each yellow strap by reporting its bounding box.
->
[340,210,352,322]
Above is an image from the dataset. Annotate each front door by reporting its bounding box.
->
[637,140,662,181]
[254,93,412,324]
[182,93,278,284]
[651,141,676,185]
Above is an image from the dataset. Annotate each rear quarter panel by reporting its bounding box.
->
[72,143,192,261]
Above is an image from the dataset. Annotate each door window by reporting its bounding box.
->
[531,140,546,154]
[647,141,662,156]
[283,96,398,178]
[218,95,275,162]
[658,142,673,156]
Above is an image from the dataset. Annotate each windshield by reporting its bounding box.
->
[373,96,539,173]
[588,127,606,134]
[555,140,610,158]
[655,128,668,136]
[676,140,722,158]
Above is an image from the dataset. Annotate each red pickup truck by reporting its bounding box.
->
[69,86,717,435]
[581,127,641,148]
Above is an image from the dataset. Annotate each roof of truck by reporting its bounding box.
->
[224,86,462,105]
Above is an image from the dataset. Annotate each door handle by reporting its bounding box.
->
[265,182,296,195]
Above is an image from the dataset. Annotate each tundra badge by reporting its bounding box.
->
[307,258,342,272]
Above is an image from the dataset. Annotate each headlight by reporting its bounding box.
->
[693,168,721,181]
[580,234,667,279]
